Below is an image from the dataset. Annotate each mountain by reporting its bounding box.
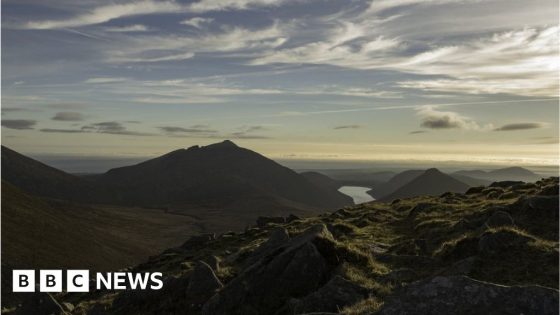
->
[453,167,540,183]
[95,140,352,210]
[367,170,424,199]
[450,174,492,187]
[17,177,557,314]
[1,146,104,202]
[319,169,396,187]
[379,168,470,201]
[300,171,341,191]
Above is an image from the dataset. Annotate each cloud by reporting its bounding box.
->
[104,24,149,32]
[84,77,129,84]
[229,125,271,139]
[22,1,183,29]
[409,130,427,134]
[334,125,361,130]
[1,119,37,130]
[52,112,85,121]
[40,128,86,133]
[494,122,547,131]
[107,23,287,64]
[180,17,214,28]
[159,125,217,134]
[40,121,153,136]
[416,105,491,130]
[366,0,468,14]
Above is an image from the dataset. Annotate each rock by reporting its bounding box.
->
[478,229,534,254]
[205,255,221,271]
[244,227,290,267]
[202,225,335,315]
[485,210,515,228]
[186,261,223,304]
[256,216,286,227]
[519,195,559,213]
[538,184,559,196]
[465,186,485,194]
[286,214,301,222]
[14,292,68,315]
[288,276,368,313]
[440,256,478,276]
[490,181,524,188]
[62,302,74,312]
[381,268,418,283]
[379,276,559,315]
[408,203,435,217]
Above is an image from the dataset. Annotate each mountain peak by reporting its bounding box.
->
[424,168,443,175]
[205,140,239,149]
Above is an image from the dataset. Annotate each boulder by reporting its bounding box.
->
[186,261,223,304]
[465,186,485,194]
[202,225,335,315]
[485,210,515,228]
[379,276,559,315]
[408,203,436,217]
[288,276,368,314]
[381,268,418,283]
[478,229,534,255]
[538,184,559,196]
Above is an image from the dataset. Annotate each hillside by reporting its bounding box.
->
[300,171,342,191]
[454,167,540,182]
[367,170,424,199]
[379,168,470,202]
[96,140,352,209]
[14,177,557,315]
[1,146,106,202]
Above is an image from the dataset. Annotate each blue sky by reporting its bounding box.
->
[2,0,559,166]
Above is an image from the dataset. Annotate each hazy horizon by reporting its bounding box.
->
[2,0,559,166]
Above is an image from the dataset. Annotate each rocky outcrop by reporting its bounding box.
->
[186,261,223,304]
[485,210,515,228]
[202,225,337,315]
[379,276,559,315]
[287,276,369,314]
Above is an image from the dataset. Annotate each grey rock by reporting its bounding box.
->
[288,276,368,314]
[408,203,436,217]
[202,225,334,315]
[478,229,534,254]
[186,261,223,303]
[379,276,559,315]
[485,210,515,228]
[381,268,418,283]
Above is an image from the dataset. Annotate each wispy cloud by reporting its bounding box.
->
[334,125,361,130]
[22,1,183,29]
[2,119,37,130]
[159,125,217,134]
[409,130,427,134]
[40,121,154,136]
[104,24,150,32]
[494,122,547,132]
[84,77,129,84]
[180,17,214,28]
[52,112,86,121]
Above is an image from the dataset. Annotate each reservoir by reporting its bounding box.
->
[338,186,375,204]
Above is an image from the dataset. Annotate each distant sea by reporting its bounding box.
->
[30,154,559,177]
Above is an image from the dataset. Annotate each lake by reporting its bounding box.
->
[338,186,375,204]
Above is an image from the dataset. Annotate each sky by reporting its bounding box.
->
[2,0,559,168]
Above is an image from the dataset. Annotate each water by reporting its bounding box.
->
[338,186,375,204]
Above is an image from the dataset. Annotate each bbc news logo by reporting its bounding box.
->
[13,270,163,292]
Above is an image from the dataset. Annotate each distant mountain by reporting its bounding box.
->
[319,170,396,187]
[379,168,470,201]
[300,171,341,191]
[450,174,492,187]
[453,167,540,183]
[96,140,352,210]
[367,170,424,199]
[1,146,104,202]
